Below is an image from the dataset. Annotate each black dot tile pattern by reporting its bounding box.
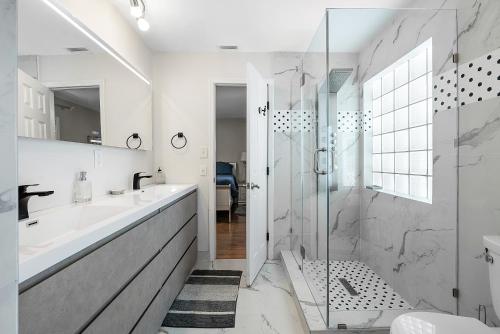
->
[273,109,366,134]
[303,260,413,312]
[337,110,365,133]
[433,48,500,112]
[272,109,313,133]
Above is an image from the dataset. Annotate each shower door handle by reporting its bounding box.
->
[314,148,328,175]
[314,147,335,175]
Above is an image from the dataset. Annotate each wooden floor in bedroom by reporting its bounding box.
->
[216,209,246,259]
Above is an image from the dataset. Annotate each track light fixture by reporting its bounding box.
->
[129,0,150,31]
[129,0,142,18]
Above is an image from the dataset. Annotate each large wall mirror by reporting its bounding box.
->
[17,0,153,150]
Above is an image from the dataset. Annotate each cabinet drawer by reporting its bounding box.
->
[19,212,164,334]
[131,240,197,334]
[160,192,197,232]
[84,216,197,334]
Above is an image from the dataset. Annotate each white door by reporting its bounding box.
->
[246,63,268,286]
[17,69,54,139]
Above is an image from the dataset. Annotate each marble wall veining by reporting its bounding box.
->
[0,0,18,332]
[456,0,500,326]
[358,7,459,314]
[272,1,500,327]
[271,53,302,260]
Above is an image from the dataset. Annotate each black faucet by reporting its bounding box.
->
[18,184,54,220]
[133,172,152,190]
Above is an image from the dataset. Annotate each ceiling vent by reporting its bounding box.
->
[218,45,238,50]
[66,47,89,53]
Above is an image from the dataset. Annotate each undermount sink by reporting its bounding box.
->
[124,184,187,201]
[19,204,131,250]
[18,183,197,284]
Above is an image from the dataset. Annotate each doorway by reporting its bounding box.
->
[215,85,247,259]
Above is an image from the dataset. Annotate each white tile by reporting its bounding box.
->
[381,133,394,153]
[410,151,428,175]
[409,75,427,104]
[383,173,395,191]
[395,129,408,152]
[409,126,427,151]
[410,50,427,81]
[395,107,409,131]
[381,112,394,133]
[382,72,394,95]
[395,61,409,87]
[382,153,394,173]
[409,100,427,127]
[395,152,409,174]
[381,91,394,114]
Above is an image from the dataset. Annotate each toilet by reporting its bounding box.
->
[391,235,500,334]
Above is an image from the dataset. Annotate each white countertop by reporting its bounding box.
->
[18,184,197,284]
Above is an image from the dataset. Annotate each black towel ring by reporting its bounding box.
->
[171,132,187,149]
[126,133,142,149]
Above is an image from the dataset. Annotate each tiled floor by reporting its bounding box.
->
[303,260,412,311]
[161,253,307,334]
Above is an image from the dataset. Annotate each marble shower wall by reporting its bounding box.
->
[271,53,302,260]
[357,7,459,314]
[455,0,500,326]
[328,54,362,262]
[0,0,18,332]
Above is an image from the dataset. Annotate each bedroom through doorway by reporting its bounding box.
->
[215,84,247,259]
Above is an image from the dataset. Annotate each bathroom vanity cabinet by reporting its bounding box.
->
[19,190,197,334]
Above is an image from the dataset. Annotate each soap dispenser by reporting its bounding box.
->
[155,167,166,184]
[74,171,92,203]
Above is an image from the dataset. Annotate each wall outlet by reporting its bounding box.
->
[200,146,208,159]
[94,150,103,168]
[199,165,207,176]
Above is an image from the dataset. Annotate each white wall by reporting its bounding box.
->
[52,0,152,79]
[0,0,18,332]
[18,138,153,213]
[153,52,273,251]
[216,118,246,181]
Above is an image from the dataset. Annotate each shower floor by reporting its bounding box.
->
[282,251,420,332]
[303,260,412,312]
[302,259,414,330]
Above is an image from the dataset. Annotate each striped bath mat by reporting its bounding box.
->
[163,270,243,328]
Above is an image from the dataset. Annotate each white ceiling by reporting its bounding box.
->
[18,0,103,56]
[216,86,246,119]
[55,88,101,112]
[108,0,413,52]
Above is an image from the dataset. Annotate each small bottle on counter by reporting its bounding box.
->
[155,167,166,184]
[74,171,92,203]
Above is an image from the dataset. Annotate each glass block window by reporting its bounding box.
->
[369,39,432,202]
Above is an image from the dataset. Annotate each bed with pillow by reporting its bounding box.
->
[216,162,239,222]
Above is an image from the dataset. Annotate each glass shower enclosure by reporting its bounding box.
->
[289,7,459,330]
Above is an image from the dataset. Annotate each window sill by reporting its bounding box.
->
[365,186,432,204]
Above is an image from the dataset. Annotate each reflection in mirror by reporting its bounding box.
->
[17,0,152,150]
[53,86,102,145]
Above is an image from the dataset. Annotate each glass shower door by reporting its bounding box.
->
[299,14,331,324]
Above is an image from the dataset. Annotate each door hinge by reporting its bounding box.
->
[266,232,269,241]
[289,227,293,234]
[452,53,459,64]
[301,73,305,87]
[266,100,270,110]
[266,167,270,176]
[300,245,306,259]
[452,288,459,298]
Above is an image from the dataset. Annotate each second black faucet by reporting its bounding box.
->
[133,172,152,190]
